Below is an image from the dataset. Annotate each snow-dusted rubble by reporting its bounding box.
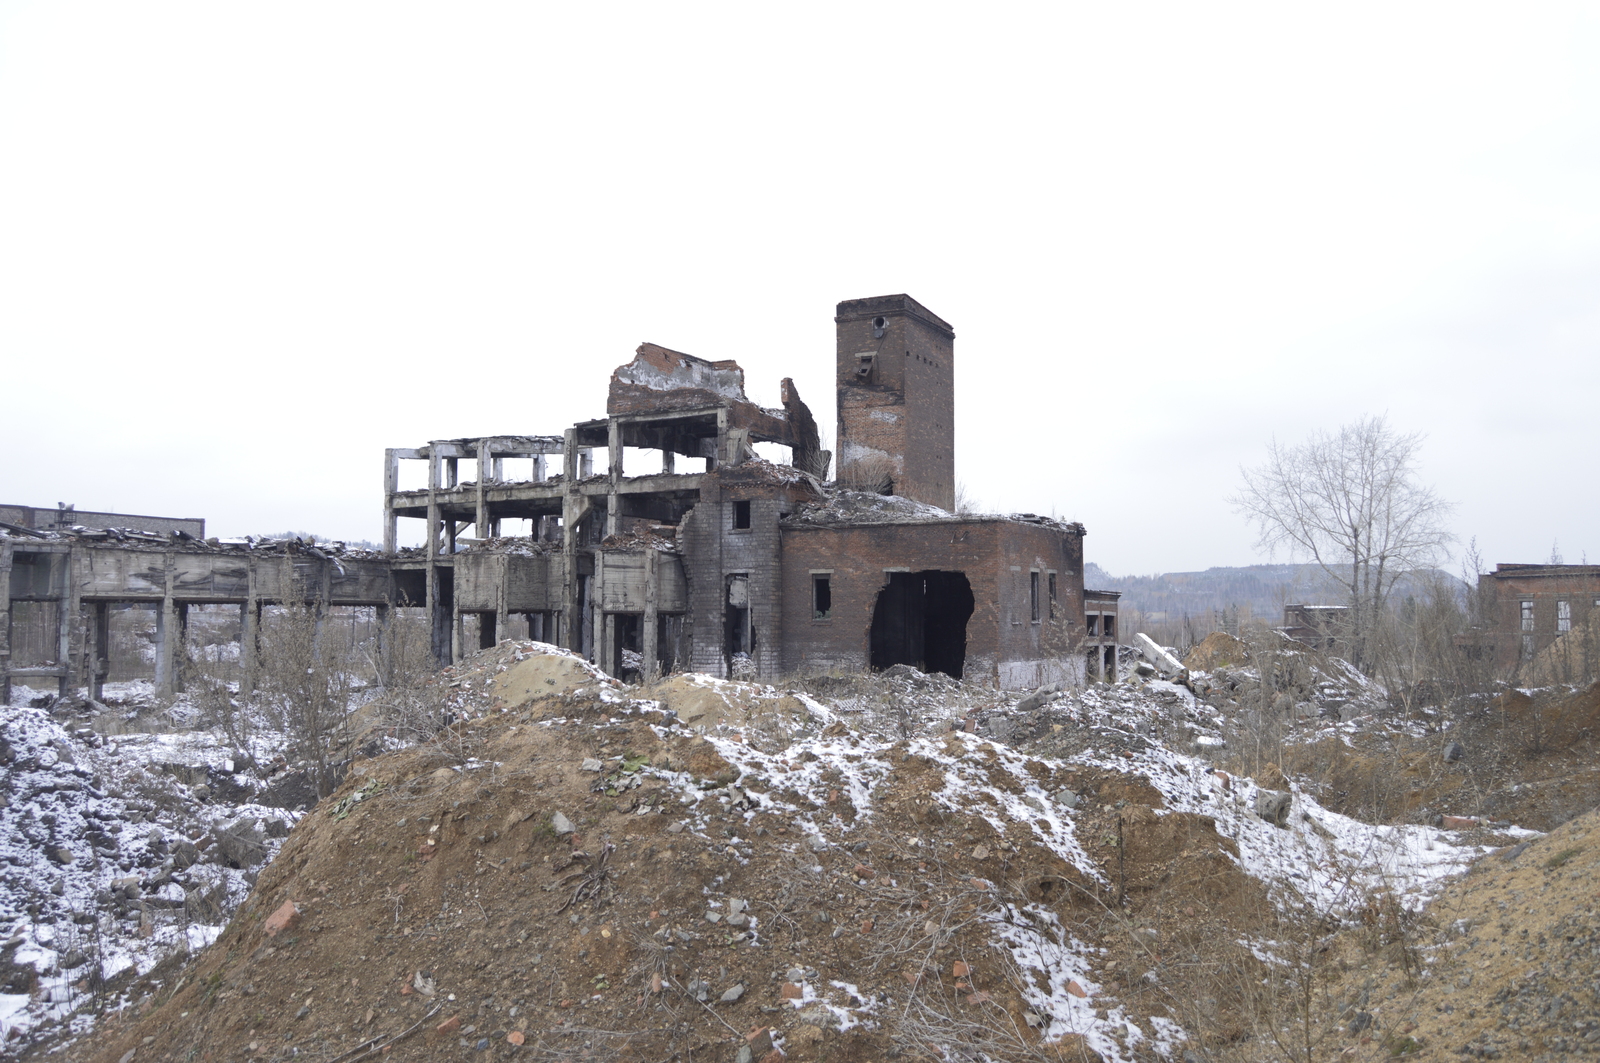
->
[0,706,298,1041]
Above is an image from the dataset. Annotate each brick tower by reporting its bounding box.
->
[834,294,955,510]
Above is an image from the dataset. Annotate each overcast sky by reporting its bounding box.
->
[2,3,1595,576]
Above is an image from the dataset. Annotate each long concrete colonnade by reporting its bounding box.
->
[0,536,403,703]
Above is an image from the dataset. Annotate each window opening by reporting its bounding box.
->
[732,500,751,529]
[1558,600,1571,633]
[1521,600,1535,632]
[1047,573,1057,619]
[1086,614,1099,637]
[812,576,832,620]
[1030,571,1040,623]
[1522,634,1535,660]
[1103,614,1116,638]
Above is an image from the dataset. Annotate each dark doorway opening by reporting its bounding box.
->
[614,614,641,679]
[869,570,974,678]
[724,575,753,673]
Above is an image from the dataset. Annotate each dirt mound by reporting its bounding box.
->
[60,700,1233,1058]
[1314,805,1600,1061]
[1182,631,1249,673]
[54,647,1492,1063]
[1525,609,1600,686]
[646,673,828,751]
[490,642,619,711]
[1282,682,1600,832]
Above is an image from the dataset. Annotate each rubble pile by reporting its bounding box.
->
[37,642,1507,1063]
[0,706,299,1044]
[0,525,390,561]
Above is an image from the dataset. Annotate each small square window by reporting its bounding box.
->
[732,500,751,530]
[813,575,832,619]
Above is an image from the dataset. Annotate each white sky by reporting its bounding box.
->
[2,3,1596,576]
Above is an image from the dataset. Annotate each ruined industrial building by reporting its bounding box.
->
[2,295,1123,700]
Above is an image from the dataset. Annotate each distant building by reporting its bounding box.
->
[1281,603,1346,652]
[0,503,204,539]
[1084,589,1121,680]
[1477,564,1600,672]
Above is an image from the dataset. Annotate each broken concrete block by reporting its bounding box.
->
[1255,790,1292,828]
[1134,633,1186,678]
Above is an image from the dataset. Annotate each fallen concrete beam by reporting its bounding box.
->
[1134,633,1186,678]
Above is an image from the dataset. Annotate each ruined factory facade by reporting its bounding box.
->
[1477,563,1600,672]
[385,295,1105,689]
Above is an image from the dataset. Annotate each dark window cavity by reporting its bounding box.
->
[813,575,832,619]
[732,500,751,530]
[1030,571,1040,623]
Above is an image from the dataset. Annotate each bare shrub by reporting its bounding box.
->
[837,452,897,495]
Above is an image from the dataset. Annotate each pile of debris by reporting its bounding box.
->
[0,705,300,1045]
[42,642,1508,1063]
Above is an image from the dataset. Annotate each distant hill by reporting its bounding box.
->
[1084,562,1463,626]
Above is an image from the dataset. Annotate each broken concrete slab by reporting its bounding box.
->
[1134,633,1186,678]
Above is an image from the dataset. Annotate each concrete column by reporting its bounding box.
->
[383,448,400,554]
[426,447,440,600]
[429,565,451,668]
[562,428,582,653]
[495,554,509,650]
[533,454,546,482]
[89,601,109,701]
[475,439,491,539]
[1,539,12,706]
[155,554,177,697]
[425,447,450,667]
[607,420,622,538]
[241,559,259,693]
[642,547,659,680]
[592,551,606,668]
[712,407,728,471]
[175,602,189,694]
[60,546,80,698]
[661,448,675,474]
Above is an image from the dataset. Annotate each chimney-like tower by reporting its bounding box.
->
[834,294,955,510]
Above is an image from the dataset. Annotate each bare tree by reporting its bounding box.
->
[1231,415,1453,670]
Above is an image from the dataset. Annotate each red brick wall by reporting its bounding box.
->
[835,296,955,511]
[1483,565,1600,671]
[777,518,1085,683]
